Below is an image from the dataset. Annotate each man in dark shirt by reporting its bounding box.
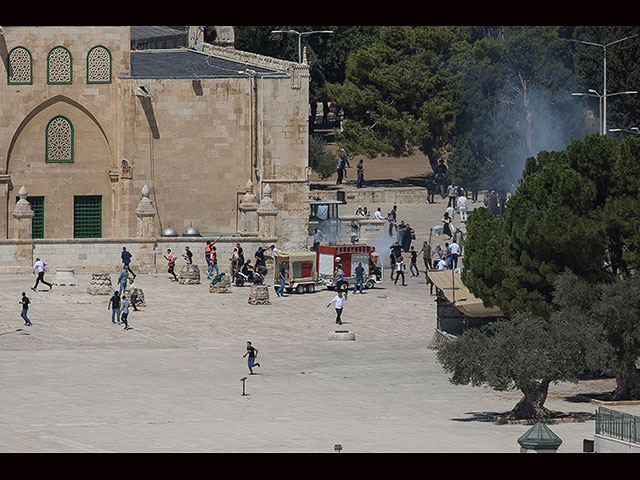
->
[183,246,193,264]
[108,291,121,324]
[121,247,136,279]
[353,262,365,294]
[21,292,32,326]
[243,341,261,374]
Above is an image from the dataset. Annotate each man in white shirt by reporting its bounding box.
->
[327,290,348,325]
[456,194,469,222]
[437,258,447,271]
[449,241,461,270]
[32,257,52,291]
[372,207,383,220]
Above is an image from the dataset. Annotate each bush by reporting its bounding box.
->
[309,134,336,179]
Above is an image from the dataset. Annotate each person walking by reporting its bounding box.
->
[327,290,348,325]
[449,240,461,270]
[394,256,406,286]
[117,267,129,297]
[409,246,419,277]
[32,257,52,291]
[335,260,346,292]
[121,247,136,279]
[456,194,468,222]
[120,295,131,330]
[210,246,219,277]
[353,262,365,294]
[243,341,261,374]
[20,292,32,326]
[418,241,432,270]
[356,159,364,188]
[205,241,213,278]
[164,249,178,282]
[108,291,121,324]
[447,184,457,208]
[127,277,139,311]
[276,261,286,297]
[387,212,396,237]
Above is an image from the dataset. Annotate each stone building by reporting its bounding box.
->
[0,26,311,273]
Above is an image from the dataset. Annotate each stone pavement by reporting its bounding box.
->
[1,196,638,452]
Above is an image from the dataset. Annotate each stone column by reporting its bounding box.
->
[135,184,157,273]
[0,174,12,239]
[12,186,34,268]
[238,179,259,233]
[257,183,278,239]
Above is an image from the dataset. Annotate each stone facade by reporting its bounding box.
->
[0,26,310,271]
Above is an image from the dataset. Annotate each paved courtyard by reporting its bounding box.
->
[1,193,637,452]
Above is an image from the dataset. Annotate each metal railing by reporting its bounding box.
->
[595,407,640,444]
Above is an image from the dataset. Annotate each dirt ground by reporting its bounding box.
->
[309,127,434,187]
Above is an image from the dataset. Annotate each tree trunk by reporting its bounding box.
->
[509,379,552,420]
[613,365,640,400]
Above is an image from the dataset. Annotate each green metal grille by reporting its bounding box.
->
[15,196,44,239]
[596,407,640,444]
[74,195,102,238]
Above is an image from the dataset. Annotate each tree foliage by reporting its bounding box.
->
[437,272,609,419]
[462,134,640,319]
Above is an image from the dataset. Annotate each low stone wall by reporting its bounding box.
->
[0,236,277,276]
[310,186,428,205]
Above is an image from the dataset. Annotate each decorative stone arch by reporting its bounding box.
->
[47,45,73,85]
[7,46,33,85]
[86,45,112,84]
[4,95,112,173]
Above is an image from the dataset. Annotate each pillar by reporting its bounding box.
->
[12,185,34,268]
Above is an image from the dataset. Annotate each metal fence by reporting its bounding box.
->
[595,407,640,444]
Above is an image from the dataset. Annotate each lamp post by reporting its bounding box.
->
[270,29,334,64]
[572,89,637,135]
[609,126,640,135]
[570,34,639,135]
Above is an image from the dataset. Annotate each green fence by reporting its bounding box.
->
[595,407,640,444]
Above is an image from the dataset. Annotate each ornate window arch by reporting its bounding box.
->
[86,45,112,84]
[47,46,73,85]
[8,46,33,85]
[46,115,74,163]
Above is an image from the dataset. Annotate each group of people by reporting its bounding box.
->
[336,149,366,188]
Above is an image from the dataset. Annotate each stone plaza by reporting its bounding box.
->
[1,194,638,453]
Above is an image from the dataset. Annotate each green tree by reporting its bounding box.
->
[553,271,640,400]
[462,134,640,319]
[437,273,608,420]
[308,134,336,179]
[328,26,465,166]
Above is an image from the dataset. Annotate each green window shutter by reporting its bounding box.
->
[15,195,44,239]
[74,195,102,238]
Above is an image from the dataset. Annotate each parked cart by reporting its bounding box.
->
[273,251,318,294]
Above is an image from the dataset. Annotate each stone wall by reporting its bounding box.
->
[0,236,278,275]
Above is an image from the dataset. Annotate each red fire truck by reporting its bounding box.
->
[317,244,384,290]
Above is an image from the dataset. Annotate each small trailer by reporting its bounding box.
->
[317,244,383,290]
[273,251,318,294]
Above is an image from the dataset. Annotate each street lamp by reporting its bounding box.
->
[570,33,639,135]
[572,89,637,135]
[270,29,334,64]
[609,126,640,135]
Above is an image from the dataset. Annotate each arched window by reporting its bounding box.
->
[8,46,32,85]
[46,115,74,163]
[47,46,72,84]
[86,45,112,84]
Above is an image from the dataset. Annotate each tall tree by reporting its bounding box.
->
[462,134,640,319]
[328,26,465,167]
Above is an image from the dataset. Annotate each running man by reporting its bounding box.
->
[327,290,348,325]
[243,341,261,374]
[20,292,32,326]
[32,257,52,291]
[164,249,178,281]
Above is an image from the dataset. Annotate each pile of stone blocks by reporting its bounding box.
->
[178,264,200,284]
[88,272,113,295]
